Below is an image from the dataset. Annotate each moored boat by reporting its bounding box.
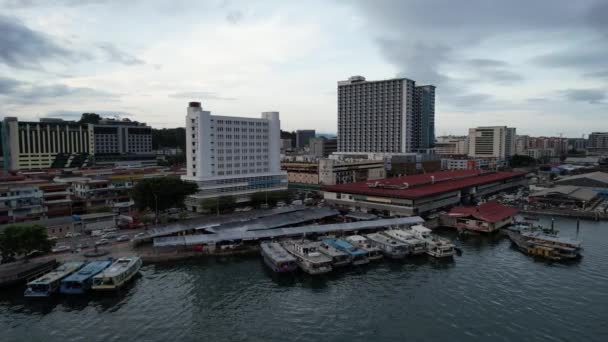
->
[281,240,333,275]
[344,235,383,261]
[91,256,142,290]
[409,225,455,258]
[323,239,369,265]
[507,230,582,260]
[260,241,298,273]
[365,233,409,259]
[25,261,85,297]
[60,259,113,294]
[318,240,352,267]
[382,229,427,255]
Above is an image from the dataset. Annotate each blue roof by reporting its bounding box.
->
[61,260,112,283]
[324,238,367,256]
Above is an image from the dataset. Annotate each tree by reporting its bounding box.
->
[249,190,291,207]
[152,127,186,151]
[509,154,537,168]
[199,196,236,214]
[130,177,198,214]
[78,113,101,124]
[0,225,55,263]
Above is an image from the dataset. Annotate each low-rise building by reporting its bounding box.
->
[529,185,599,208]
[73,212,117,233]
[323,169,527,216]
[281,162,319,186]
[319,158,386,185]
[434,136,468,155]
[309,137,337,158]
[442,201,518,233]
[0,185,45,224]
[441,158,491,170]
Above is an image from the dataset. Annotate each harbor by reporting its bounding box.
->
[0,216,604,342]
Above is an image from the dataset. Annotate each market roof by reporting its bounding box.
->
[556,171,608,186]
[448,201,519,223]
[530,186,598,202]
[323,170,526,200]
[153,216,425,247]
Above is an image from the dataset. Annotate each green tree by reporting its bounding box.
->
[152,127,186,151]
[509,154,537,168]
[130,177,198,215]
[78,113,101,124]
[0,225,55,262]
[199,196,236,214]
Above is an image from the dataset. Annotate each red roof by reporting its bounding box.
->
[323,170,526,200]
[448,201,519,223]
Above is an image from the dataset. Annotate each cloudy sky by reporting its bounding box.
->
[1,0,607,137]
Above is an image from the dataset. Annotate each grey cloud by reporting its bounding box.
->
[1,0,111,8]
[447,93,493,108]
[0,15,73,68]
[0,77,119,104]
[226,10,244,24]
[467,59,509,68]
[98,43,145,66]
[0,77,23,94]
[169,91,236,101]
[584,70,608,78]
[483,70,523,84]
[43,110,133,120]
[561,89,606,104]
[533,47,606,70]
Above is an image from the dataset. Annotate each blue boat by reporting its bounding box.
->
[323,239,369,265]
[24,261,85,297]
[60,259,113,294]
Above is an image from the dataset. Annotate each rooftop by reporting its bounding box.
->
[448,201,519,223]
[556,171,608,185]
[530,186,598,202]
[323,170,526,199]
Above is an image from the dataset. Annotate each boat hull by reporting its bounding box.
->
[297,261,332,275]
[262,254,298,273]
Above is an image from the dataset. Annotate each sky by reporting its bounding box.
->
[0,0,607,137]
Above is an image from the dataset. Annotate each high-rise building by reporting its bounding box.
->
[337,75,435,154]
[182,102,287,211]
[309,137,337,158]
[91,118,152,155]
[295,130,316,148]
[588,132,608,149]
[467,126,516,159]
[1,117,92,170]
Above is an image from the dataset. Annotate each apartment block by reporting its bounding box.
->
[468,126,516,159]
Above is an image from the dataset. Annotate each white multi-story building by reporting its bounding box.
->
[182,102,287,210]
[468,126,516,159]
[434,136,468,155]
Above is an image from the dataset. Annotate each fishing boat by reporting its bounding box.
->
[60,259,113,294]
[409,225,455,258]
[507,229,582,260]
[281,240,333,275]
[323,239,369,265]
[260,241,298,273]
[344,235,383,261]
[91,256,142,290]
[382,229,427,255]
[318,240,352,267]
[365,233,409,259]
[24,261,85,297]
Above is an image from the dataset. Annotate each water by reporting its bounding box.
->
[2,217,608,342]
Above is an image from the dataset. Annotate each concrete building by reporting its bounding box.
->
[444,201,519,233]
[309,137,338,158]
[295,130,316,148]
[0,185,45,224]
[1,117,92,171]
[280,139,293,153]
[468,126,516,159]
[281,162,320,186]
[337,75,435,153]
[526,148,555,160]
[441,158,491,170]
[182,102,287,210]
[435,136,468,155]
[91,118,152,155]
[588,132,608,154]
[323,170,527,216]
[318,158,386,186]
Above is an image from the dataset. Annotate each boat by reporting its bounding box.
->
[91,256,142,290]
[24,261,85,297]
[281,240,333,275]
[507,230,582,260]
[260,241,298,273]
[318,240,352,267]
[365,233,409,259]
[323,239,369,265]
[345,235,383,261]
[60,259,113,294]
[408,225,455,258]
[382,229,427,255]
[0,259,58,289]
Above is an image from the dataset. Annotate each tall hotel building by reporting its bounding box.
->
[467,126,516,159]
[182,102,287,210]
[337,75,435,153]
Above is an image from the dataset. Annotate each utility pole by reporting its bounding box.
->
[152,192,159,224]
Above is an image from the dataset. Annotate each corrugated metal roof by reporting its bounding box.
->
[153,216,425,247]
[448,201,518,223]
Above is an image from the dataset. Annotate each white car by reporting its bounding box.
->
[102,232,118,239]
[116,235,130,242]
[134,232,146,239]
[242,206,253,212]
[95,238,110,246]
[52,245,71,253]
[47,236,59,241]
[103,227,118,233]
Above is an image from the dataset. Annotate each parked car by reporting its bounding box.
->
[91,230,104,237]
[95,239,110,246]
[47,236,59,241]
[116,235,130,242]
[102,232,118,239]
[76,242,90,249]
[134,232,146,239]
[242,206,253,212]
[52,245,71,253]
[102,227,118,233]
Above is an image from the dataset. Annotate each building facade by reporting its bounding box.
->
[1,118,92,171]
[91,118,152,155]
[413,85,436,149]
[467,126,516,159]
[295,130,316,148]
[309,137,338,158]
[318,158,386,186]
[434,136,468,155]
[182,102,287,210]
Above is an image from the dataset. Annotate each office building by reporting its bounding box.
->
[588,132,608,154]
[1,117,92,171]
[434,136,468,155]
[467,126,516,159]
[91,118,152,155]
[309,137,338,158]
[295,130,316,148]
[318,158,386,185]
[182,102,287,211]
[337,75,435,153]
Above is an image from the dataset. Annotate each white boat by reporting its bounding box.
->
[318,240,352,267]
[25,261,85,297]
[345,235,383,261]
[382,229,427,255]
[365,233,409,259]
[260,241,298,273]
[91,256,142,290]
[409,225,455,258]
[281,240,333,275]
